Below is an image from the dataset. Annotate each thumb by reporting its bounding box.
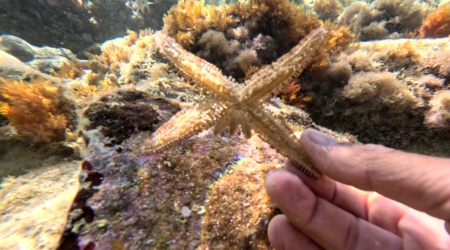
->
[300,128,450,222]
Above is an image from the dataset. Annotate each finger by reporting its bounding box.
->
[265,169,402,249]
[285,160,369,218]
[399,209,450,249]
[300,128,450,221]
[287,160,450,241]
[268,214,321,250]
[286,161,409,236]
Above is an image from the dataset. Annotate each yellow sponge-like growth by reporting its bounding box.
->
[426,90,450,128]
[0,78,68,142]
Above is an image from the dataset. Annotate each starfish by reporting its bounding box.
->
[141,27,327,177]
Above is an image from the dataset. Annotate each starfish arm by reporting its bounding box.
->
[141,102,230,154]
[154,31,239,101]
[245,105,321,178]
[240,118,252,139]
[213,107,233,136]
[228,110,252,138]
[240,27,327,105]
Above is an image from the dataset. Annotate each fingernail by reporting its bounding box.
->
[307,129,339,147]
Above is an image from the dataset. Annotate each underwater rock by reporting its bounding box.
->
[0,0,176,54]
[0,35,35,62]
[0,160,80,250]
[83,89,180,145]
[0,35,83,80]
[303,38,450,155]
[0,138,77,178]
[0,50,47,80]
[59,88,354,249]
[337,0,433,41]
[0,35,77,62]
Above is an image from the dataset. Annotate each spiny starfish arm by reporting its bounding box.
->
[240,27,327,105]
[213,108,233,136]
[230,110,252,138]
[141,102,230,154]
[245,105,321,178]
[213,109,252,138]
[154,31,240,101]
[228,112,239,136]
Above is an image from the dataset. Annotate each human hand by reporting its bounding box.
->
[265,128,450,249]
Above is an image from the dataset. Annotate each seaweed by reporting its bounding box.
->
[419,5,450,38]
[162,0,351,80]
[314,0,343,21]
[0,78,72,142]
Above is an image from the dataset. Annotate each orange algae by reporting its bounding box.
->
[281,80,301,103]
[49,60,84,79]
[419,5,450,38]
[163,0,235,48]
[163,0,321,50]
[324,24,354,55]
[0,78,68,142]
[101,42,131,67]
